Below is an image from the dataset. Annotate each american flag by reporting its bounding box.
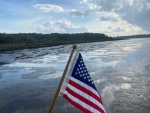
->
[60,52,106,113]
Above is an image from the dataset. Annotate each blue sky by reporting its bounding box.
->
[0,0,150,36]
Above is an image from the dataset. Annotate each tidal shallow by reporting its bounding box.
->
[0,38,150,113]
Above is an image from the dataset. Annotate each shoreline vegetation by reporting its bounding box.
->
[114,34,150,39]
[0,33,114,52]
[1,33,150,52]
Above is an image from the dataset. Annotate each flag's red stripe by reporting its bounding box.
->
[65,87,105,113]
[68,79,103,104]
[63,94,92,113]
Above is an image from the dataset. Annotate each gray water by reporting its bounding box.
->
[0,38,150,113]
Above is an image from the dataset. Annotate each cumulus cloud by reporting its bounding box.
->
[118,0,150,30]
[34,19,89,33]
[100,16,118,22]
[34,24,47,31]
[33,4,89,17]
[108,26,125,32]
[82,0,150,31]
[95,0,122,11]
[82,0,122,10]
[69,9,89,17]
[32,4,64,12]
[49,19,89,33]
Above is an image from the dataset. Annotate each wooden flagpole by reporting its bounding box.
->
[48,45,77,113]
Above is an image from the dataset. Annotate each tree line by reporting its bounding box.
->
[0,33,114,52]
[114,34,150,39]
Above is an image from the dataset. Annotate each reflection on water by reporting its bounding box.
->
[0,38,150,113]
[101,85,120,107]
[121,83,131,89]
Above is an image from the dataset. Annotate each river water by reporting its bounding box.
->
[0,38,150,113]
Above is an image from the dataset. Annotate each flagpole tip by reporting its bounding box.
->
[73,45,77,49]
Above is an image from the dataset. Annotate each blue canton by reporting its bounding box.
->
[71,53,96,90]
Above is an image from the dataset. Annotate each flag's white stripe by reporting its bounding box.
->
[70,77,100,97]
[60,52,79,95]
[67,83,105,111]
[64,91,101,113]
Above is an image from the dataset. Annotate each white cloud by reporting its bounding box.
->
[69,9,89,17]
[34,24,47,31]
[82,0,88,3]
[82,0,150,31]
[100,16,118,22]
[80,0,95,9]
[34,18,89,33]
[32,4,64,12]
[82,0,122,11]
[85,16,149,36]
[119,0,150,30]
[148,3,150,9]
[108,26,124,32]
[33,4,89,17]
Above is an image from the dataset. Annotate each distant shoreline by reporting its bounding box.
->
[0,40,116,52]
[0,33,115,52]
[1,33,149,52]
[113,34,150,40]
